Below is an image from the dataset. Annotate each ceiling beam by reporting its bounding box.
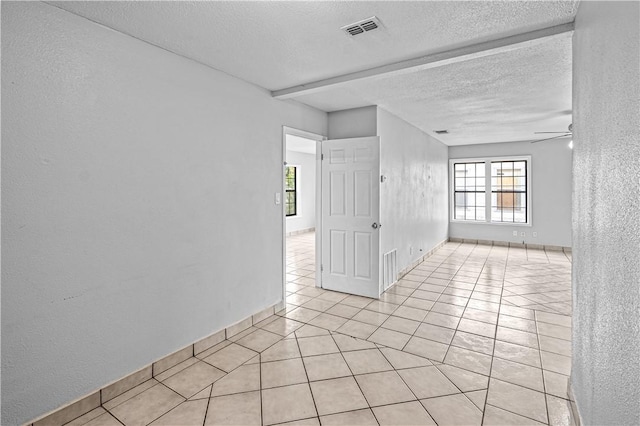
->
[272,22,574,99]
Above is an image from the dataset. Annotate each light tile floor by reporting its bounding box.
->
[66,233,576,426]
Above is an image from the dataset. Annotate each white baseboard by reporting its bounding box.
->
[448,237,571,252]
[396,239,448,282]
[28,303,279,425]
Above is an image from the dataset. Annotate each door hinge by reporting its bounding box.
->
[321,153,324,160]
[320,264,324,272]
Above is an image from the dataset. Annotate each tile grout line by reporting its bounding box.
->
[399,243,480,363]
[481,243,510,425]
[67,239,566,426]
[200,380,214,426]
[284,236,570,425]
[383,244,492,412]
[326,331,381,425]
[432,243,494,406]
[534,310,552,425]
[389,255,452,355]
[292,330,321,424]
[133,382,187,426]
[374,344,442,424]
[100,378,166,413]
[490,246,566,424]
[437,242,485,367]
[398,291,450,352]
[259,353,264,426]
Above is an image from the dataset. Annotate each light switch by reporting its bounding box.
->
[275,192,281,205]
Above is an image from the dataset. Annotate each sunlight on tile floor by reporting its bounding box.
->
[66,232,575,426]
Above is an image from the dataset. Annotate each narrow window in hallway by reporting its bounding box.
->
[63,241,574,426]
[285,166,298,217]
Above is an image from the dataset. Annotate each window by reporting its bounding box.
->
[285,166,297,216]
[491,160,527,223]
[450,157,530,224]
[453,162,486,221]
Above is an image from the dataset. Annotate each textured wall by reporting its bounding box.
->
[572,2,640,425]
[328,106,377,139]
[1,2,327,423]
[285,150,316,233]
[449,140,573,247]
[377,108,449,283]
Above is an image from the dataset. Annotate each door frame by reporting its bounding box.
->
[279,126,326,311]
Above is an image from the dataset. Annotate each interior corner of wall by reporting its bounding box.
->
[567,376,585,426]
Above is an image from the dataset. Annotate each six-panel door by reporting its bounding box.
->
[321,136,381,298]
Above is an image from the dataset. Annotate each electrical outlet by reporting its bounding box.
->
[520,231,526,237]
[410,246,414,255]
[512,231,518,237]
[533,232,538,238]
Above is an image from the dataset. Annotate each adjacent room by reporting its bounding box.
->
[2,1,638,425]
[284,131,320,303]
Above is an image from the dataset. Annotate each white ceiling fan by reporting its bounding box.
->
[531,123,573,143]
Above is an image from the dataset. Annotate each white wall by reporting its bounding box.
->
[448,140,572,247]
[285,150,316,234]
[572,2,640,425]
[0,2,327,424]
[377,109,449,281]
[328,106,377,139]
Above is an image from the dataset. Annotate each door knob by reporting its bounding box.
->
[372,222,381,229]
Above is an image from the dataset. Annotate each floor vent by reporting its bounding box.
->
[341,17,382,37]
[383,249,398,289]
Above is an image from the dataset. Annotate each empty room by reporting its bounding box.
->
[2,1,638,425]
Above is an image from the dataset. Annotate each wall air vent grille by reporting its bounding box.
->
[341,17,382,37]
[383,249,398,290]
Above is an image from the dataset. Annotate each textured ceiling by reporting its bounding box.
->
[296,33,573,145]
[47,1,578,145]
[48,1,577,91]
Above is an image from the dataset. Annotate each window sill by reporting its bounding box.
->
[450,219,531,227]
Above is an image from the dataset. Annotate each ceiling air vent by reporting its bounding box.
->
[434,130,449,134]
[341,17,382,37]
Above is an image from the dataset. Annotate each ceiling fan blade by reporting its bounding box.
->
[530,134,571,143]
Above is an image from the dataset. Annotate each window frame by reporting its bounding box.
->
[285,165,298,217]
[449,156,532,226]
[452,161,487,222]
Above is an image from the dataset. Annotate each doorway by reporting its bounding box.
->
[280,129,383,307]
[282,127,324,309]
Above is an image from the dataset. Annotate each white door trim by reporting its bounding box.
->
[280,126,326,311]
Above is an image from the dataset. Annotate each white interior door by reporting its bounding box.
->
[321,136,380,298]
